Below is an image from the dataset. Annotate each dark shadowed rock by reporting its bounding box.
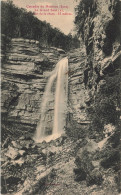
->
[56,48,66,54]
[100,150,120,170]
[73,168,86,181]
[86,169,103,186]
[1,176,22,194]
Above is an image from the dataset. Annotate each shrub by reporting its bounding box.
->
[86,70,120,132]
[74,0,97,38]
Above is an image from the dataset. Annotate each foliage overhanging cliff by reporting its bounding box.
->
[74,0,120,133]
[1,0,80,51]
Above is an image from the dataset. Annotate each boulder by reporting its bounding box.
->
[56,48,66,54]
[86,169,103,186]
[54,134,67,146]
[99,129,120,170]
[5,146,20,160]
[12,157,25,166]
[100,150,120,170]
[1,176,22,194]
[74,139,103,185]
[14,167,56,195]
[73,168,86,181]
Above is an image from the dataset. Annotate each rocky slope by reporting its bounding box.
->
[1,132,119,195]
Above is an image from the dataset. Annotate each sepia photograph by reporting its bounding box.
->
[1,0,121,194]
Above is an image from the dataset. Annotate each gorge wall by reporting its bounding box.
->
[1,38,66,139]
[1,0,120,150]
[80,0,120,117]
[1,0,120,194]
[73,0,120,191]
[2,37,87,141]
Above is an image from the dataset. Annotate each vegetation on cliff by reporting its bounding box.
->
[73,0,120,193]
[74,0,120,48]
[74,0,97,40]
[87,71,120,133]
[74,0,120,132]
[1,0,80,51]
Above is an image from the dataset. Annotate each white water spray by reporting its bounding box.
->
[34,57,68,143]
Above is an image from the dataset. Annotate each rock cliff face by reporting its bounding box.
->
[82,0,120,103]
[68,48,87,122]
[66,47,90,139]
[73,0,120,192]
[1,0,120,193]
[1,37,88,140]
[1,38,65,139]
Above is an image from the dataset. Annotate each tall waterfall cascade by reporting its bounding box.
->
[34,57,68,143]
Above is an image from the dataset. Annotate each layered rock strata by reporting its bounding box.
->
[1,38,61,136]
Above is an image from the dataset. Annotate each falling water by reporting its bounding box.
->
[34,57,68,143]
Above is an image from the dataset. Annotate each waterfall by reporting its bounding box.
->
[34,57,68,143]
